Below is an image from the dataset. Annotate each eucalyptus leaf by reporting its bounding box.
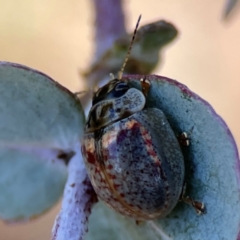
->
[85,75,240,240]
[0,62,85,221]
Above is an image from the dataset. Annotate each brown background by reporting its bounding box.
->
[0,1,240,239]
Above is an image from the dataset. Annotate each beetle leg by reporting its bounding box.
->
[178,127,195,146]
[140,77,151,97]
[178,132,190,146]
[182,196,205,215]
[178,130,204,214]
[74,84,99,98]
[180,183,205,214]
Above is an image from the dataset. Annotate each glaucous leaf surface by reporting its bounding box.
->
[85,75,240,240]
[0,62,85,221]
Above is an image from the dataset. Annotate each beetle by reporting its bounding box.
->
[81,16,204,220]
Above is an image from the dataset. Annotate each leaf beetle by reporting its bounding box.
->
[81,16,204,220]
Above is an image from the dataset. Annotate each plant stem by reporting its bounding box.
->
[92,0,126,60]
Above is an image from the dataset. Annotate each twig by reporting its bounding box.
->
[51,143,97,240]
[92,0,126,60]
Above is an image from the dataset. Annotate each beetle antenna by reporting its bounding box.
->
[118,15,142,80]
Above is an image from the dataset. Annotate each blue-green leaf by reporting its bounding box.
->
[0,62,85,221]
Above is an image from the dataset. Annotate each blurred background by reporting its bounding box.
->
[0,0,240,239]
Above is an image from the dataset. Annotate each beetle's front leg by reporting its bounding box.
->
[178,132,190,147]
[140,77,151,97]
